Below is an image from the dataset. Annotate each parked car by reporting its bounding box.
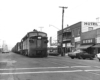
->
[96,53,100,61]
[68,49,95,60]
[68,49,83,59]
[76,51,95,60]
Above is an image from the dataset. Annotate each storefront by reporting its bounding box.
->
[63,40,72,54]
[79,38,95,54]
[93,36,100,54]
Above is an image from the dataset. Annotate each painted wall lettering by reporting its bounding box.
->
[84,22,98,26]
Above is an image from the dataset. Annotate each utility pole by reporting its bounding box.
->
[59,6,68,56]
[39,27,44,31]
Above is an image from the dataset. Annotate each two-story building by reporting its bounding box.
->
[93,28,100,54]
[57,21,100,54]
[79,28,100,54]
[79,29,97,54]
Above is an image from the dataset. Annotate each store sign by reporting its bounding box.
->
[84,22,98,26]
[75,37,80,42]
[82,38,95,44]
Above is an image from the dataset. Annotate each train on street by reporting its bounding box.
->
[12,29,48,57]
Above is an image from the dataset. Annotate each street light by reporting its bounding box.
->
[49,24,60,30]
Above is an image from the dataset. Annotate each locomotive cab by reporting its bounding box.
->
[28,32,48,57]
[13,30,48,58]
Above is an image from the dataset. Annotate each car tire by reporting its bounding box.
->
[71,57,74,59]
[78,56,82,59]
[82,57,86,59]
[90,57,93,60]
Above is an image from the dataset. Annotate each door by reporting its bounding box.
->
[37,39,42,48]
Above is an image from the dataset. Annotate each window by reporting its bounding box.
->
[77,28,80,36]
[90,39,92,43]
[85,40,87,43]
[72,30,74,37]
[83,40,85,43]
[88,27,93,31]
[88,40,90,43]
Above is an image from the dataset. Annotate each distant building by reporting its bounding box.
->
[2,43,9,53]
[57,21,100,54]
[49,37,58,47]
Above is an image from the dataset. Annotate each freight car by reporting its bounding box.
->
[12,42,20,53]
[12,29,48,57]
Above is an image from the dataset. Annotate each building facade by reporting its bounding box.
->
[57,21,100,54]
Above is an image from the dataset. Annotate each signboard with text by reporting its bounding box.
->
[82,22,100,33]
[83,22,98,26]
[81,38,95,45]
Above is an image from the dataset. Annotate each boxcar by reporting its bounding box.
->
[20,30,48,57]
[12,42,20,53]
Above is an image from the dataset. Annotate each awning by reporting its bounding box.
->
[93,44,100,48]
[77,45,92,49]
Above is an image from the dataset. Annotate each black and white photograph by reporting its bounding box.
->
[0,0,100,80]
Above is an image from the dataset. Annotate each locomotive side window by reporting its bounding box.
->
[44,40,48,43]
[29,39,34,43]
[29,37,35,43]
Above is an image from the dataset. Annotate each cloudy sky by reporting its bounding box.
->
[0,0,100,49]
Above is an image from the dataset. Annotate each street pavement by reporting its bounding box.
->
[0,52,100,80]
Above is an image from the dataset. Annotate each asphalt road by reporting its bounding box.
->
[0,52,100,80]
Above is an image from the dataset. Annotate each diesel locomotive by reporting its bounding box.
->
[12,29,48,57]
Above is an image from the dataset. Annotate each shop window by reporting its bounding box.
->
[85,40,87,43]
[83,40,85,43]
[90,39,92,43]
[88,40,90,43]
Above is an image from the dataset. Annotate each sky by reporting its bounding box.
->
[0,0,100,50]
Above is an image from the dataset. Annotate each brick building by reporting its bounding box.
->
[57,21,100,54]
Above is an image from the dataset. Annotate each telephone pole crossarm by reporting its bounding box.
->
[39,27,44,31]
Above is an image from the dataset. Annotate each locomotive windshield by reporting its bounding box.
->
[29,32,37,37]
[29,32,47,37]
[38,32,47,37]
